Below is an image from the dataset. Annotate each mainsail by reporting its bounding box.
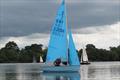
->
[68,30,80,65]
[46,0,68,62]
[81,46,89,63]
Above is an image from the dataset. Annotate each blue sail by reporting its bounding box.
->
[46,0,68,62]
[68,30,80,65]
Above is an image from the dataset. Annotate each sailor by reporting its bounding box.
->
[54,58,68,66]
[54,58,61,66]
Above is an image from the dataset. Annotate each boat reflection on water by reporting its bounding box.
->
[1,72,80,80]
[0,63,80,80]
[42,72,80,80]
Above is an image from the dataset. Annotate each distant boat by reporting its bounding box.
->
[43,0,80,72]
[81,47,90,64]
[33,56,37,63]
[40,56,43,63]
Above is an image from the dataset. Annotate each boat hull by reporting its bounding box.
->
[42,65,80,72]
[81,61,90,65]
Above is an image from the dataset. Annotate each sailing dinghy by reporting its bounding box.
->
[81,46,90,65]
[43,0,80,72]
[40,56,43,63]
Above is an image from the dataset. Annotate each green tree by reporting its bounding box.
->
[19,44,43,63]
[86,44,97,61]
[0,41,19,63]
[42,48,48,62]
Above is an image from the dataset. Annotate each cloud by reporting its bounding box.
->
[73,22,120,49]
[54,0,120,4]
[0,33,49,49]
[0,22,119,50]
[0,0,119,37]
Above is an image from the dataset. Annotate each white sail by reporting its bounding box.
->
[83,47,88,61]
[33,56,36,63]
[40,56,43,63]
[81,46,89,64]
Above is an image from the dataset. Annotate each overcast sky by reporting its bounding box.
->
[0,0,120,49]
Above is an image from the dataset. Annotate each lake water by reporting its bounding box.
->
[0,62,120,80]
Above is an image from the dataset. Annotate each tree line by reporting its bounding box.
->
[0,41,120,63]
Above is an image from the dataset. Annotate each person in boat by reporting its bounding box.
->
[54,58,68,66]
[54,58,61,66]
[62,61,68,65]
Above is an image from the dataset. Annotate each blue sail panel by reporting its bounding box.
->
[68,30,80,65]
[46,0,67,62]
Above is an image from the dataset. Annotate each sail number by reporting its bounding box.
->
[54,27,64,32]
[52,27,64,37]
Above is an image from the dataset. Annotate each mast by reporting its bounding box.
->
[64,0,69,64]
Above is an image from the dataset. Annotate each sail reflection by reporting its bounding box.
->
[2,71,80,80]
[42,72,80,80]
